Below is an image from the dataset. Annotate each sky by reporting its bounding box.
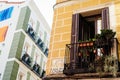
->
[34,0,56,27]
[8,0,56,27]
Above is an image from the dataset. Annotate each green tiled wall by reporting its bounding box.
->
[16,6,31,31]
[8,32,25,59]
[2,61,19,80]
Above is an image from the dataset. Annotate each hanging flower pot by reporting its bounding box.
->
[93,49,97,54]
[89,42,93,46]
[87,42,90,46]
[83,43,86,47]
[79,43,82,47]
[78,52,82,56]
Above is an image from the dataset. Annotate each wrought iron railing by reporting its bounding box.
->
[26,25,48,57]
[20,53,45,78]
[21,53,32,67]
[32,63,42,77]
[63,38,119,75]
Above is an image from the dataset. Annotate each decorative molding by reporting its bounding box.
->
[0,1,25,4]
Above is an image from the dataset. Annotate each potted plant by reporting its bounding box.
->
[101,29,116,41]
[104,55,118,77]
[94,29,116,47]
[87,42,90,46]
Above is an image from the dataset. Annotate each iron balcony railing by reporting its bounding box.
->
[26,24,48,57]
[63,38,119,75]
[20,53,46,78]
[21,53,31,67]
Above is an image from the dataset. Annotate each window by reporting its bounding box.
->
[35,53,40,64]
[78,14,102,41]
[24,42,30,55]
[40,55,43,66]
[70,7,110,63]
[71,7,109,43]
[18,72,24,80]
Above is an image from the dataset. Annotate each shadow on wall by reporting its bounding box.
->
[0,73,1,79]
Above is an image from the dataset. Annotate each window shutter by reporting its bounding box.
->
[71,14,75,44]
[102,7,110,29]
[95,19,98,34]
[71,14,80,43]
[70,13,80,68]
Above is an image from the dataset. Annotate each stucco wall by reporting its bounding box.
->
[115,1,120,61]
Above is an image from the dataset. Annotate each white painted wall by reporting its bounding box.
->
[0,4,21,80]
[0,0,50,80]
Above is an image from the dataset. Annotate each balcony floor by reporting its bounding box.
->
[43,72,120,80]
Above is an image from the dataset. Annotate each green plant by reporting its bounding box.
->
[92,38,96,41]
[89,38,92,41]
[95,56,105,77]
[94,29,116,48]
[95,55,118,77]
[101,29,116,40]
[89,63,95,72]
[78,40,82,42]
[95,34,101,39]
[95,29,116,40]
[104,55,118,77]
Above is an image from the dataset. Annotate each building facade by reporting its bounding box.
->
[46,0,120,79]
[0,0,50,80]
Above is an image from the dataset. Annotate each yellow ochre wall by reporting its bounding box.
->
[46,0,120,75]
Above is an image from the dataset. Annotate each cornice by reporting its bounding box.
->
[0,1,25,4]
[53,0,88,9]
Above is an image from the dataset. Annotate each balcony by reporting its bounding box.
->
[27,25,36,40]
[20,53,46,78]
[32,63,41,76]
[26,24,49,56]
[41,70,46,78]
[63,38,119,76]
[21,53,31,68]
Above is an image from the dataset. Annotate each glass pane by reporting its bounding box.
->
[97,19,102,34]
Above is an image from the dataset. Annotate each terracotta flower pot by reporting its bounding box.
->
[79,43,82,47]
[83,43,86,47]
[87,42,90,46]
[90,42,93,46]
[93,49,97,54]
[78,52,82,56]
